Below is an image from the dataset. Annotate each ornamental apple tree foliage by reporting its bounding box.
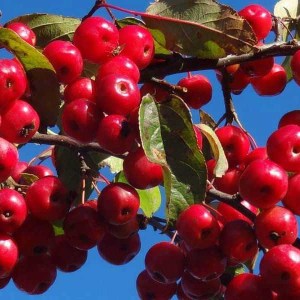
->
[1,0,300,298]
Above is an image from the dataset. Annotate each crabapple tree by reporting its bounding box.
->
[0,0,300,299]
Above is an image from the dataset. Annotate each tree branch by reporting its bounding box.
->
[29,132,125,158]
[140,41,300,82]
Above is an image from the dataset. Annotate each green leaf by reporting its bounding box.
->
[0,28,60,129]
[5,14,81,48]
[143,0,257,59]
[274,0,300,41]
[19,173,39,185]
[115,172,161,217]
[52,220,64,236]
[197,124,228,178]
[99,156,124,174]
[54,147,108,204]
[139,94,207,222]
[117,17,171,56]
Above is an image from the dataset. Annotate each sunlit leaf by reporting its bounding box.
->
[143,0,257,58]
[139,94,207,222]
[197,124,228,177]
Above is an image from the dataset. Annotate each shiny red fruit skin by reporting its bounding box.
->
[216,67,250,94]
[107,216,139,239]
[63,205,105,250]
[95,73,140,116]
[278,110,300,128]
[267,124,300,172]
[13,215,55,256]
[0,58,27,111]
[0,188,27,234]
[0,233,18,278]
[136,270,177,300]
[123,147,163,189]
[186,246,226,281]
[140,82,169,103]
[97,232,141,265]
[73,16,119,64]
[97,114,136,155]
[219,220,258,264]
[240,55,274,77]
[22,164,54,179]
[10,160,28,182]
[217,200,258,225]
[238,4,272,41]
[145,242,185,284]
[254,206,298,248]
[177,74,212,109]
[62,98,103,143]
[51,235,88,272]
[0,137,19,182]
[215,125,250,167]
[43,40,83,84]
[181,271,221,300]
[64,77,95,104]
[239,159,288,209]
[260,244,300,294]
[6,22,36,46]
[97,55,140,83]
[291,49,300,85]
[0,99,40,144]
[251,64,287,96]
[283,173,300,215]
[243,147,268,166]
[176,204,220,250]
[25,176,71,221]
[118,25,154,70]
[12,254,57,295]
[98,182,140,225]
[225,273,274,300]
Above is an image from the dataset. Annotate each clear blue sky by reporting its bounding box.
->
[0,0,299,299]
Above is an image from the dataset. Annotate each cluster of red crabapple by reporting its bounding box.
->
[1,2,300,299]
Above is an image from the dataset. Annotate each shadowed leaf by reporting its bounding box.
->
[143,0,257,58]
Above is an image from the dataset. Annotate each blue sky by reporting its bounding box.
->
[1,0,299,299]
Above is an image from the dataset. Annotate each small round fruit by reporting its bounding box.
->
[118,25,154,70]
[254,206,298,248]
[97,114,136,155]
[260,244,300,294]
[95,73,140,116]
[123,147,163,189]
[98,182,140,225]
[176,204,220,249]
[136,270,177,300]
[177,74,212,109]
[0,233,18,278]
[0,188,27,234]
[0,99,40,144]
[73,16,119,64]
[145,242,185,284]
[239,159,288,209]
[25,176,71,221]
[267,124,300,172]
[12,254,57,295]
[43,40,83,84]
[251,64,287,96]
[238,4,272,41]
[278,110,300,128]
[6,22,36,46]
[225,273,274,300]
